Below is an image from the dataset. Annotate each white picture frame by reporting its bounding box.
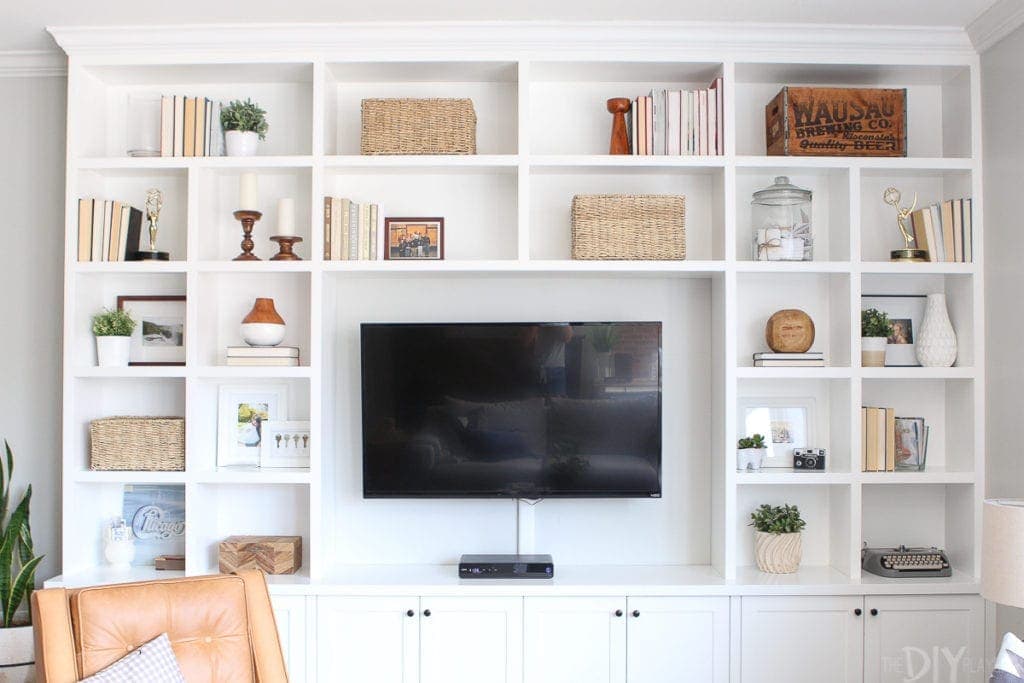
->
[260,420,311,469]
[217,384,289,468]
[861,294,927,367]
[738,397,816,468]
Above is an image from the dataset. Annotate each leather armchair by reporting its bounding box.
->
[30,570,288,682]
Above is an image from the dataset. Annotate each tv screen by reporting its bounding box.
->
[361,322,662,498]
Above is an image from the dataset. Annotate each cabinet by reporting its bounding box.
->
[420,596,523,683]
[524,597,626,683]
[316,596,419,683]
[626,597,730,683]
[271,595,308,682]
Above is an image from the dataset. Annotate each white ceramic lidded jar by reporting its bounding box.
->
[752,176,813,261]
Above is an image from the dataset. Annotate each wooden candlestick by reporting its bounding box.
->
[232,210,263,261]
[607,98,632,155]
[269,235,303,261]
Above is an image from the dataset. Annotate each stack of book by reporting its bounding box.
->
[861,406,896,472]
[159,96,224,157]
[226,346,300,367]
[323,197,380,261]
[909,198,973,263]
[77,198,143,262]
[752,352,825,368]
[630,78,724,156]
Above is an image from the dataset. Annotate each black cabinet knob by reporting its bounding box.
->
[407,609,415,617]
[854,608,862,616]
[632,610,640,618]
[614,609,623,617]
[423,609,432,617]
[870,608,879,616]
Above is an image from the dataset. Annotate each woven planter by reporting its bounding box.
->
[754,531,803,574]
[571,194,686,260]
[361,98,477,155]
[90,416,185,471]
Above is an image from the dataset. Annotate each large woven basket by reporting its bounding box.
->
[89,416,185,471]
[361,98,477,155]
[571,194,686,260]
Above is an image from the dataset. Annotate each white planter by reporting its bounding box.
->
[0,625,36,682]
[240,322,286,347]
[737,447,766,471]
[754,530,803,574]
[225,130,259,157]
[916,293,957,367]
[861,336,887,367]
[96,335,131,367]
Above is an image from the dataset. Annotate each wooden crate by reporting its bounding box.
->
[218,535,302,575]
[765,86,907,157]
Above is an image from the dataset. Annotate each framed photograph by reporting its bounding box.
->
[861,294,926,367]
[260,420,311,469]
[894,417,929,471]
[384,217,444,260]
[738,397,816,468]
[217,384,289,468]
[117,295,186,366]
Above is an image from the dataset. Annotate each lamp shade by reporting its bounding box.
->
[982,499,1024,608]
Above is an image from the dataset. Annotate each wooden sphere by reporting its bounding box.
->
[765,309,815,353]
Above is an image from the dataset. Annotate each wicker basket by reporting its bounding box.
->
[89,416,185,471]
[361,98,477,155]
[571,194,686,260]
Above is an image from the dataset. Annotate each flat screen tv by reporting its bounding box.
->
[361,322,662,498]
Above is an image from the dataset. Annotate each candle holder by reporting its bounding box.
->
[270,235,303,261]
[232,210,263,261]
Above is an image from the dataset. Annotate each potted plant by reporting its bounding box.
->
[92,307,136,367]
[750,503,805,574]
[0,441,45,682]
[737,434,767,471]
[221,98,268,157]
[589,325,619,378]
[861,308,893,368]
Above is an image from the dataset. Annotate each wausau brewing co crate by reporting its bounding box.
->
[766,87,907,157]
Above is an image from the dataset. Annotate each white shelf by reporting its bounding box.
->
[734,261,853,273]
[324,154,520,169]
[859,262,976,275]
[191,365,313,379]
[859,367,975,380]
[192,467,312,485]
[735,471,855,485]
[529,154,726,169]
[73,366,187,378]
[44,566,185,588]
[73,261,188,274]
[72,470,187,484]
[735,366,851,379]
[192,261,315,273]
[322,259,727,276]
[734,156,975,171]
[74,155,315,170]
[858,470,975,485]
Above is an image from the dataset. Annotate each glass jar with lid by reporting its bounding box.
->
[751,176,813,261]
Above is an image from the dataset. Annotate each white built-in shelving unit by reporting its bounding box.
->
[48,23,983,598]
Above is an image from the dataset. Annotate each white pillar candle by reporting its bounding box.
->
[239,173,258,210]
[277,198,295,234]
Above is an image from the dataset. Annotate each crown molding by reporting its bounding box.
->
[967,0,1024,52]
[47,21,976,62]
[0,50,66,78]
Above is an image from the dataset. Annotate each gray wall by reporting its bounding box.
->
[0,73,66,586]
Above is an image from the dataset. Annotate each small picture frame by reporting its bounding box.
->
[739,397,816,469]
[259,420,311,469]
[217,384,289,468]
[117,295,186,366]
[384,217,444,260]
[861,294,927,367]
[894,416,929,471]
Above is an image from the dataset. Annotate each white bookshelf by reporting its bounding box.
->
[50,23,983,594]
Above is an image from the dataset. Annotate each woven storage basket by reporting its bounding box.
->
[571,194,686,260]
[361,98,477,155]
[89,416,185,471]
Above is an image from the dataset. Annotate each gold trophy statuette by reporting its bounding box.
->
[129,188,170,261]
[884,187,927,262]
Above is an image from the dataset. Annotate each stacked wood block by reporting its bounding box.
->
[218,535,302,575]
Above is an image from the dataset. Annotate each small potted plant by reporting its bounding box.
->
[861,308,893,368]
[0,441,45,680]
[750,503,805,574]
[92,307,136,367]
[737,434,767,471]
[221,98,268,157]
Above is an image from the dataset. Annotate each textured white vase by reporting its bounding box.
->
[916,293,957,367]
[225,130,258,156]
[737,448,766,471]
[0,625,35,682]
[861,336,887,367]
[96,336,131,367]
[754,531,802,574]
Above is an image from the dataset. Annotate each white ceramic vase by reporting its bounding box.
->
[737,448,766,471]
[103,538,135,570]
[0,625,36,682]
[916,293,957,367]
[861,337,887,367]
[754,530,802,574]
[96,335,131,367]
[225,130,259,157]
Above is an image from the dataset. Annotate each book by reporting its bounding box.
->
[630,99,638,155]
[226,345,300,358]
[194,97,206,158]
[667,90,681,156]
[861,409,867,472]
[172,95,185,157]
[940,200,954,263]
[124,207,143,260]
[650,89,664,156]
[707,85,718,157]
[370,204,379,260]
[78,198,93,262]
[183,96,196,157]
[117,204,131,261]
[964,198,973,263]
[645,95,654,155]
[710,77,724,155]
[91,200,104,262]
[752,359,826,367]
[348,201,359,260]
[952,198,964,263]
[100,200,113,263]
[210,101,223,157]
[160,96,174,157]
[108,200,123,262]
[752,352,824,360]
[876,408,886,472]
[932,204,946,262]
[885,408,896,472]
[865,407,878,471]
[331,197,343,262]
[323,196,332,260]
[225,357,300,367]
[698,89,708,155]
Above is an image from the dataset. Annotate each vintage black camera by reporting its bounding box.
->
[793,448,826,470]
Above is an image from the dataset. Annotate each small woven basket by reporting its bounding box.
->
[571,194,686,260]
[89,416,185,471]
[361,98,477,155]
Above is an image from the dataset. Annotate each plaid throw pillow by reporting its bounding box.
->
[992,632,1024,683]
[80,633,185,683]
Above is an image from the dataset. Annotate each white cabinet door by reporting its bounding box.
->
[741,595,863,683]
[864,595,985,683]
[271,595,308,683]
[316,596,420,683]
[626,596,730,683]
[523,596,627,683]
[420,596,523,683]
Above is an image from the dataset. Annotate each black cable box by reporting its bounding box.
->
[459,554,554,579]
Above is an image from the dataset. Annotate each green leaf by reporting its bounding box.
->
[16,485,33,566]
[3,555,43,628]
[0,491,32,621]
[0,440,10,527]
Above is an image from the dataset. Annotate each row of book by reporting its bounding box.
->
[77,198,143,262]
[630,79,724,156]
[323,197,380,261]
[752,352,824,368]
[909,198,973,263]
[861,407,929,472]
[226,346,300,367]
[159,96,224,157]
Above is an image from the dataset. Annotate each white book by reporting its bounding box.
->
[160,96,174,157]
[667,91,681,156]
[101,200,112,262]
[330,197,343,261]
[707,87,718,158]
[369,204,379,260]
[116,204,131,261]
[712,77,724,155]
[348,201,359,260]
[359,203,370,260]
[698,89,709,155]
[630,99,638,155]
[649,89,664,156]
[686,91,696,155]
[226,345,300,358]
[225,357,300,367]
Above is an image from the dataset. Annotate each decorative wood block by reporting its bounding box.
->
[765,309,815,353]
[219,535,302,575]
